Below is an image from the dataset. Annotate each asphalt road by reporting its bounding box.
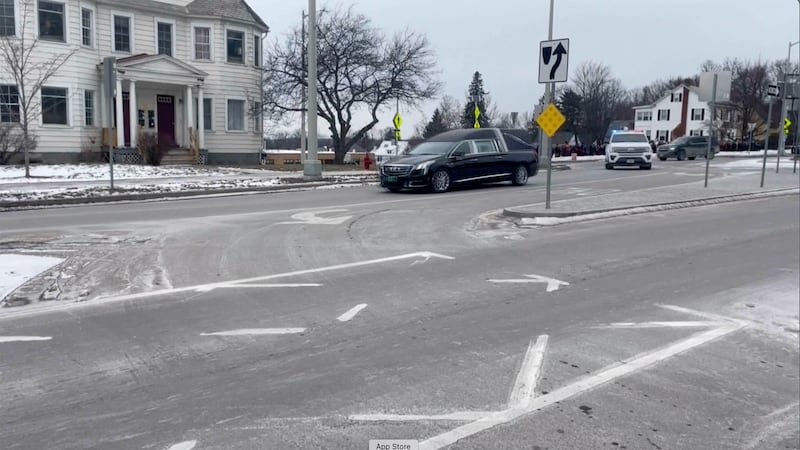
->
[1,161,798,450]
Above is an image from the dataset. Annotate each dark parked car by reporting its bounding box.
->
[380,128,539,193]
[657,136,719,161]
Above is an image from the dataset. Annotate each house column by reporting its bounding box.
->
[185,85,193,147]
[197,86,205,149]
[115,78,124,148]
[128,80,137,148]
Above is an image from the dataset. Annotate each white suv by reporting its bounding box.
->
[605,131,653,170]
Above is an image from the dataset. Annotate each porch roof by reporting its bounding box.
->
[99,54,209,86]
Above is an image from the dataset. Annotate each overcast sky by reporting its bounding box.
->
[251,0,799,139]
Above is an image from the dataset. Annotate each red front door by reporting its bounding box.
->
[157,95,176,148]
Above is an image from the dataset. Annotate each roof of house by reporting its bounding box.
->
[187,0,268,31]
[633,84,697,110]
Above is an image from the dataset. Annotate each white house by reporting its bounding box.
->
[633,85,718,144]
[0,0,268,164]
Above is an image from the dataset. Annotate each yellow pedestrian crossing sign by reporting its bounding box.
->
[535,103,566,138]
[473,105,481,129]
[785,118,792,135]
[393,112,403,129]
[395,130,401,140]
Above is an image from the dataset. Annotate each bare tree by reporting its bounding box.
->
[0,0,74,176]
[438,95,462,130]
[571,61,627,142]
[721,58,771,140]
[263,7,440,163]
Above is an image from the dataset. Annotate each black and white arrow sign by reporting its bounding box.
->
[539,38,570,84]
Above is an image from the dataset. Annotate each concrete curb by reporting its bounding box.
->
[0,178,378,209]
[503,188,800,219]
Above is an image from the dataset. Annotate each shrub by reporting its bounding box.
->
[138,133,165,166]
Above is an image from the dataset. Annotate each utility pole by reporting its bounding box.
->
[300,10,307,162]
[303,0,322,180]
[704,74,717,188]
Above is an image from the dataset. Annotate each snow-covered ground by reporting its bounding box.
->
[0,254,64,301]
[718,157,799,169]
[0,164,253,183]
[717,150,782,157]
[0,163,377,204]
[551,155,606,162]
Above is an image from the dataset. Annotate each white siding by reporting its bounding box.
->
[1,0,264,159]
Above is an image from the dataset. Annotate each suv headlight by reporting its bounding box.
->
[415,160,435,174]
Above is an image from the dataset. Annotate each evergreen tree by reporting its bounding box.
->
[461,71,491,128]
[423,108,448,138]
[557,88,584,132]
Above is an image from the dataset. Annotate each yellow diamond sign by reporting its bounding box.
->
[536,103,566,138]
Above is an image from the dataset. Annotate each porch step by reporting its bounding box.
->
[160,149,198,165]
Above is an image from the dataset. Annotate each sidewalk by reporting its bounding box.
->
[503,171,799,225]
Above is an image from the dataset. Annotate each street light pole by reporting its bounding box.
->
[303,0,322,180]
[300,10,307,162]
[543,0,555,209]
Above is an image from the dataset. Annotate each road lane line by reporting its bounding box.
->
[0,336,52,343]
[596,321,723,329]
[217,283,323,289]
[419,323,743,450]
[508,335,548,410]
[350,411,492,422]
[200,328,305,336]
[166,441,197,450]
[337,304,368,322]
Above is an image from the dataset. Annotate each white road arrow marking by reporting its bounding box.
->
[200,328,305,336]
[278,209,353,225]
[337,304,368,322]
[344,305,745,450]
[0,336,52,343]
[487,274,570,292]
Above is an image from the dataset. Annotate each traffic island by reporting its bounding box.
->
[503,174,799,226]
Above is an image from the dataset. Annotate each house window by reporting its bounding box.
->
[671,92,682,102]
[81,8,93,47]
[195,98,212,130]
[84,90,94,126]
[38,1,65,42]
[0,85,20,123]
[635,111,652,122]
[656,130,670,142]
[226,29,244,64]
[644,130,651,139]
[227,99,245,131]
[691,108,705,121]
[157,21,173,56]
[0,0,15,37]
[253,101,262,132]
[689,129,704,136]
[113,15,131,52]
[253,35,261,67]
[657,109,670,121]
[41,87,68,125]
[194,27,211,60]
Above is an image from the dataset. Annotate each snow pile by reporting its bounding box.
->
[719,158,796,169]
[0,254,64,301]
[0,164,248,183]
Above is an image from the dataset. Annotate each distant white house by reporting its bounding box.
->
[633,85,714,143]
[0,0,268,164]
[371,140,409,164]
